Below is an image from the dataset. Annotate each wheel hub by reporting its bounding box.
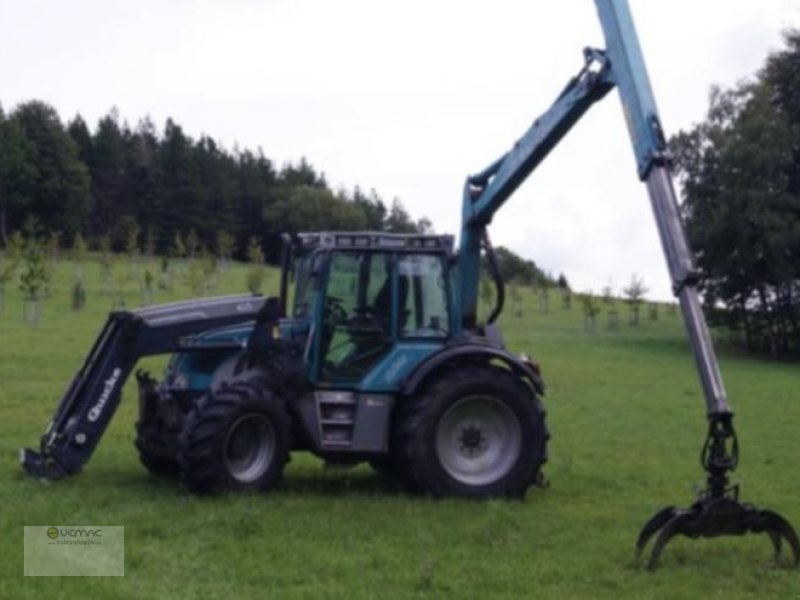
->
[458,425,487,455]
[224,413,276,484]
[435,395,522,486]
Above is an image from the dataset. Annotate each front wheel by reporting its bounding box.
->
[178,378,291,494]
[399,365,548,498]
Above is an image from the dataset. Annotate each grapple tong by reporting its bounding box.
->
[636,413,799,568]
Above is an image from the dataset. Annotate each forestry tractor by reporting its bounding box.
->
[21,0,798,568]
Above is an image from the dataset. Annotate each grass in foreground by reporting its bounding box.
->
[0,259,798,599]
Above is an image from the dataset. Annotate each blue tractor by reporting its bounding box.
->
[22,0,798,567]
[126,231,549,498]
[134,230,549,497]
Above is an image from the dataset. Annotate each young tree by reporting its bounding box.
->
[141,269,155,306]
[18,219,50,324]
[622,274,648,326]
[172,232,187,259]
[581,291,601,333]
[185,228,200,259]
[607,306,620,332]
[536,281,550,314]
[649,303,659,321]
[215,230,235,264]
[602,280,615,304]
[113,214,140,258]
[510,283,523,318]
[0,231,23,313]
[98,234,113,292]
[70,232,88,311]
[143,227,156,259]
[557,273,571,310]
[245,236,266,294]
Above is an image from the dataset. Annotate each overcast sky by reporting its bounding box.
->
[1,0,797,299]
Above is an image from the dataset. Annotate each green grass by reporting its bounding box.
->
[1,258,799,599]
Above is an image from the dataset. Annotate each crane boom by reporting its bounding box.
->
[456,0,729,415]
[455,0,798,567]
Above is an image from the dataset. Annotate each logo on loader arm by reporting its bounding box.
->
[87,368,122,423]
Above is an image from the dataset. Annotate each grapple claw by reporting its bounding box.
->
[636,497,800,569]
[636,414,799,569]
[750,509,800,566]
[647,511,693,570]
[636,506,678,559]
[766,531,782,558]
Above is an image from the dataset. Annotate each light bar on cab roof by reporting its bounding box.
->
[298,231,454,254]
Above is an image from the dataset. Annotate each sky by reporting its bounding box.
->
[1,0,798,299]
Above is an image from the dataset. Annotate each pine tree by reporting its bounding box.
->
[10,101,90,240]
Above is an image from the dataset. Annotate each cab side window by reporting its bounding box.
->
[398,254,450,338]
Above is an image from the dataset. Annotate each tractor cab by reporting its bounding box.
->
[285,232,455,387]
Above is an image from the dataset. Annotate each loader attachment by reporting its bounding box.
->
[21,294,280,481]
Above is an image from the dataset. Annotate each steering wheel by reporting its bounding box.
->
[325,296,348,324]
[348,304,389,331]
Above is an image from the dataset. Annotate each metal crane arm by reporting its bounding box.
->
[457,0,729,418]
[454,0,797,567]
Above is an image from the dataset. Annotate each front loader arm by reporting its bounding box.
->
[21,295,280,480]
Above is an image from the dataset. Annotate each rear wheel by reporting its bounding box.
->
[399,365,548,498]
[178,377,291,494]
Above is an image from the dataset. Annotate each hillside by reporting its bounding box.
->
[1,258,798,598]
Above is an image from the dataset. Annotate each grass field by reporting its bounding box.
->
[1,258,798,599]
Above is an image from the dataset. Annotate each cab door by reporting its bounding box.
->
[315,250,395,385]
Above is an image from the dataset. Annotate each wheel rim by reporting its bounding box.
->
[435,395,522,486]
[224,413,276,483]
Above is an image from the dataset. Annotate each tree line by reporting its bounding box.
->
[671,28,800,357]
[0,101,431,263]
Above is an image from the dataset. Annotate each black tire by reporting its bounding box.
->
[368,454,406,482]
[135,422,180,476]
[178,377,291,494]
[398,364,548,498]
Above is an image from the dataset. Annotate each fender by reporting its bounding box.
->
[400,343,545,397]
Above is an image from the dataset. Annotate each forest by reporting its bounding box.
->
[2,27,799,357]
[0,101,432,263]
[671,29,800,356]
